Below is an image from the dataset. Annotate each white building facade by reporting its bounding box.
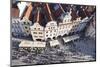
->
[30,22,45,41]
[45,21,58,40]
[58,12,73,36]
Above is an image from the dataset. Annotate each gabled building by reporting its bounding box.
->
[45,21,58,40]
[30,8,45,41]
[58,5,73,36]
[21,2,33,36]
[44,3,58,40]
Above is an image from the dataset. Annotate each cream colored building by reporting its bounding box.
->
[30,7,45,41]
[30,22,45,41]
[45,21,58,40]
[58,11,73,36]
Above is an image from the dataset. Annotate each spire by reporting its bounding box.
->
[23,2,33,20]
[46,3,53,21]
[36,8,40,23]
[59,4,66,13]
[69,8,72,15]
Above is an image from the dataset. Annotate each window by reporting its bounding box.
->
[51,23,54,25]
[46,35,48,37]
[26,30,29,33]
[54,30,56,32]
[34,36,38,37]
[53,27,55,29]
[38,28,40,30]
[65,20,66,22]
[34,28,36,30]
[25,26,28,29]
[27,22,30,25]
[33,32,37,34]
[39,32,42,34]
[39,36,43,38]
[24,22,26,24]
[60,27,61,29]
[62,26,64,29]
[68,19,70,22]
[46,31,48,33]
[48,27,50,29]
